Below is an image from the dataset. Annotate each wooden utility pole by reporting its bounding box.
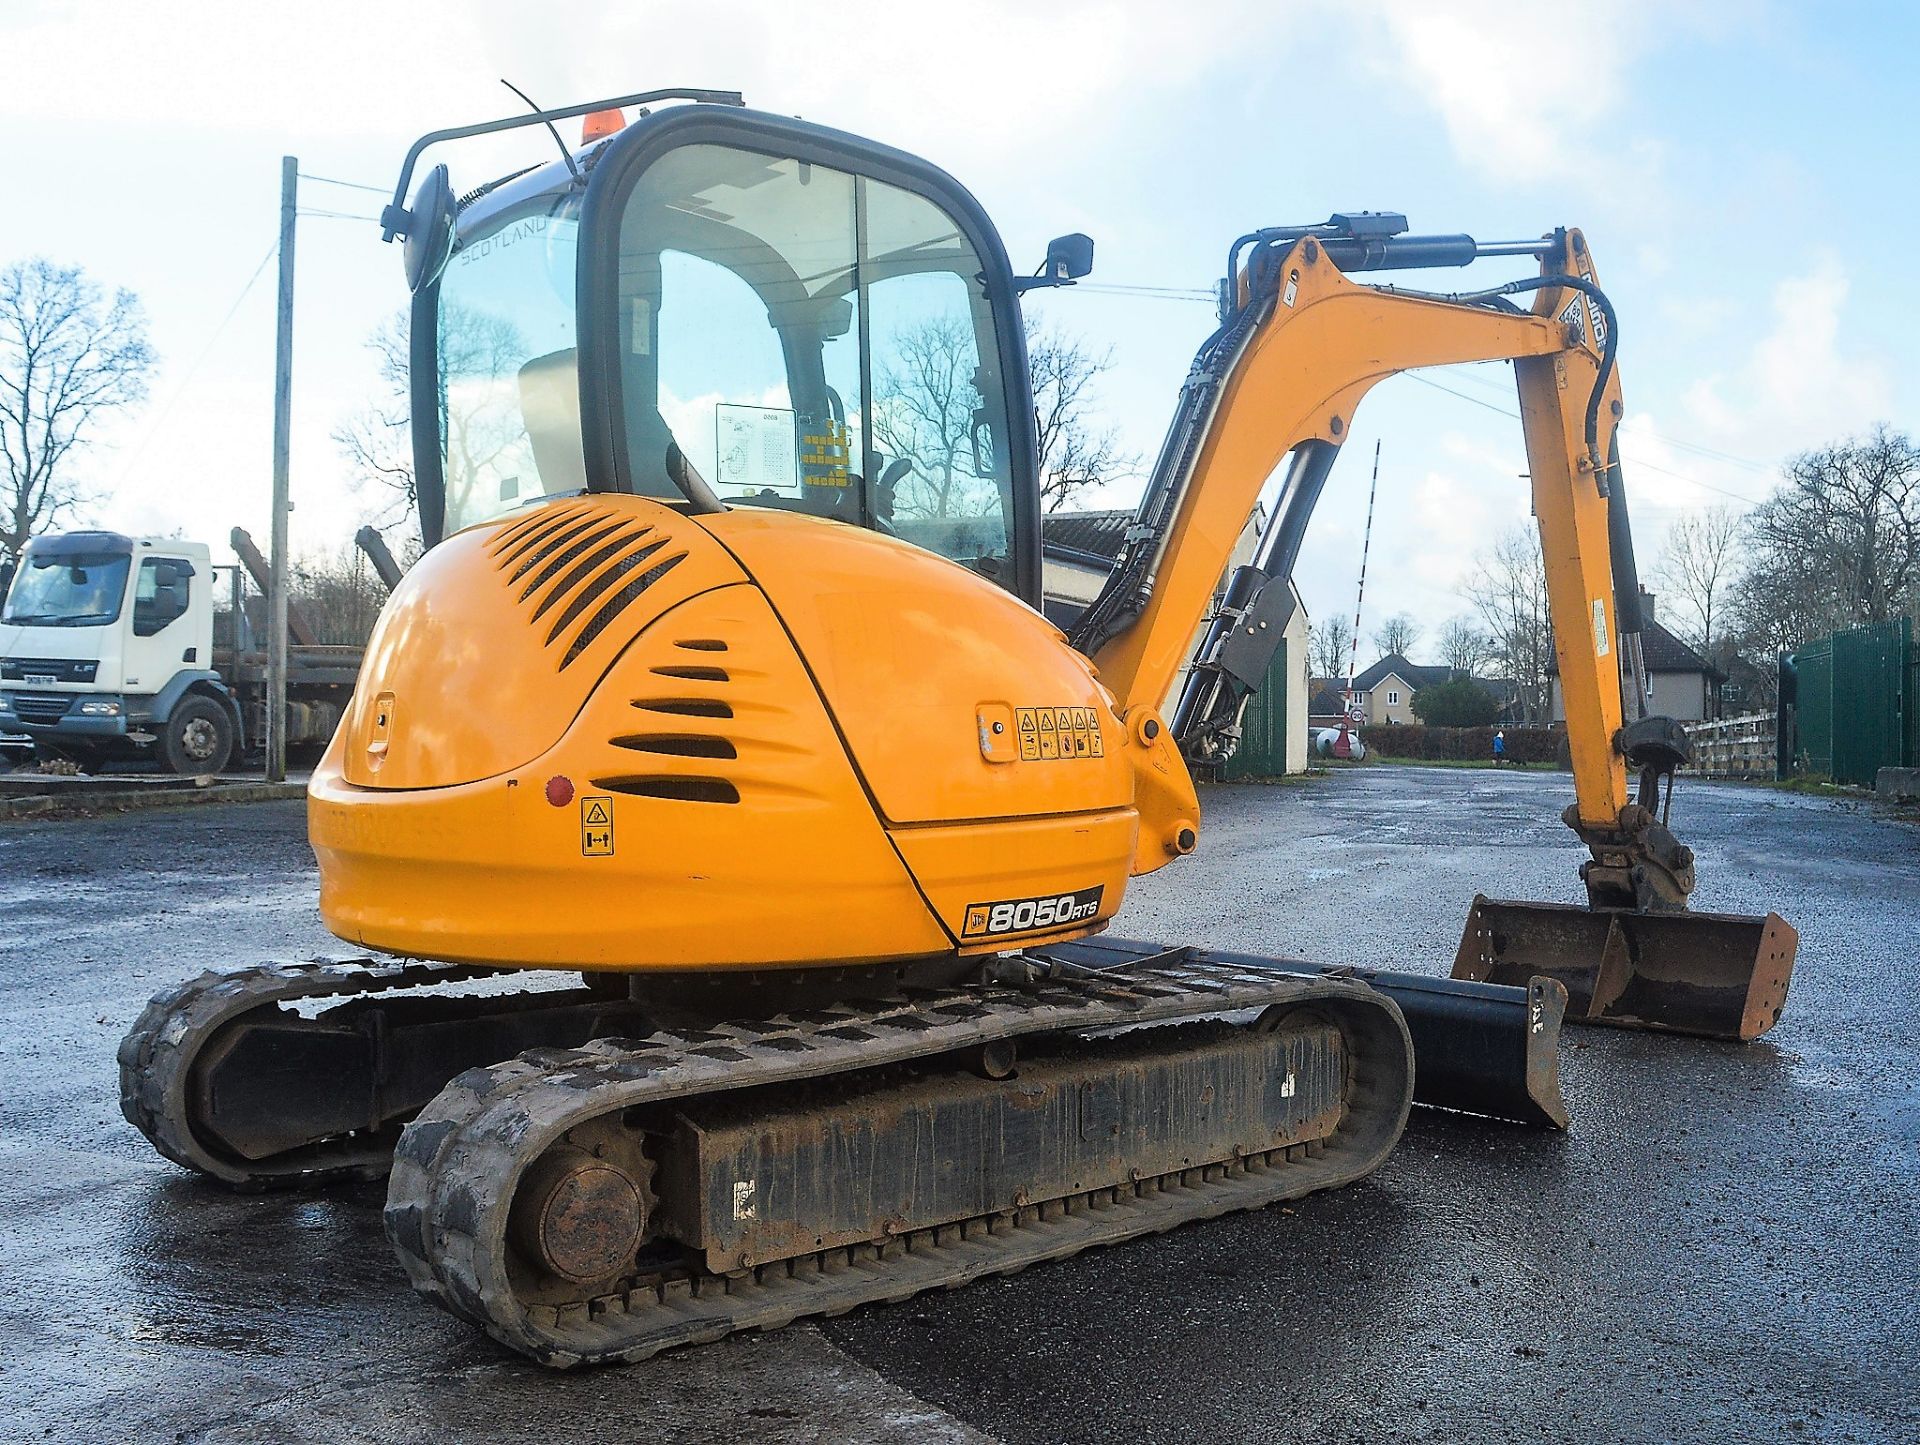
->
[267,156,297,782]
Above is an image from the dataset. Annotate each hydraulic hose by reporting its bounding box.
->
[1452,273,1619,476]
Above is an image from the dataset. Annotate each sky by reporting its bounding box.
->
[1,0,1913,665]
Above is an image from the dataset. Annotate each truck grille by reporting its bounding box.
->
[11,692,74,724]
[1,658,98,683]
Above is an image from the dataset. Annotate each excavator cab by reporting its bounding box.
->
[402,99,1045,607]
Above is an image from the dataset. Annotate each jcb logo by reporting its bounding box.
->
[961,886,1104,938]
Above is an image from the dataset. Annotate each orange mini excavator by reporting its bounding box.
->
[121,88,1795,1366]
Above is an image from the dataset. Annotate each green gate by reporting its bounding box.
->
[1222,638,1292,778]
[1834,622,1907,787]
[1786,618,1912,785]
[1793,636,1834,777]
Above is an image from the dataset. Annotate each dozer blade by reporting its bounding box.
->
[1450,895,1798,1041]
[1038,937,1569,1129]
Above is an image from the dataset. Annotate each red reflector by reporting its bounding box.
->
[545,775,575,807]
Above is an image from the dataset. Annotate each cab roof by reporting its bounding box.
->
[25,532,211,561]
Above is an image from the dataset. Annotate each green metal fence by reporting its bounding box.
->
[1909,646,1920,773]
[1792,635,1835,776]
[1222,638,1292,779]
[1784,618,1914,785]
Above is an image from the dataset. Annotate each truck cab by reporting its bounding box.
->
[0,531,241,773]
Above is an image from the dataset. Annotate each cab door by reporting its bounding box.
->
[121,555,199,695]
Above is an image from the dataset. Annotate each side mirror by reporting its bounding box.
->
[1044,232,1094,282]
[402,164,458,293]
[1014,233,1095,293]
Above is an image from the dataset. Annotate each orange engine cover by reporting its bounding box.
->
[309,496,1196,972]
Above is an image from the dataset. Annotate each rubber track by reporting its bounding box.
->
[384,958,1413,1366]
[118,956,516,1189]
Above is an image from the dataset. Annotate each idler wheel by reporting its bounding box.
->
[509,1140,650,1286]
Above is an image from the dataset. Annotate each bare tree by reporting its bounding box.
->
[872,312,1138,529]
[333,305,527,536]
[1463,525,1553,723]
[332,313,414,527]
[1027,317,1138,512]
[289,544,390,646]
[1371,612,1421,660]
[1654,504,1744,665]
[871,314,989,523]
[1309,615,1354,680]
[1437,615,1494,676]
[0,258,156,561]
[1729,425,1920,654]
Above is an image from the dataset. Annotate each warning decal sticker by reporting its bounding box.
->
[1014,706,1104,763]
[580,795,615,856]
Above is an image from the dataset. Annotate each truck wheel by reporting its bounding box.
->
[162,697,235,775]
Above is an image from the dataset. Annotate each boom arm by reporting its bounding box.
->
[1081,224,1692,910]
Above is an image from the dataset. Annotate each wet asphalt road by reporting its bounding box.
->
[2,766,1916,1442]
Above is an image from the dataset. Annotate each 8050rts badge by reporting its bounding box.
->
[962,885,1104,939]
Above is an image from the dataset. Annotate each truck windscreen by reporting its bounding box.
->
[1,553,131,626]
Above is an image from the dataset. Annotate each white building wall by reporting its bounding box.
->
[1551,670,1712,724]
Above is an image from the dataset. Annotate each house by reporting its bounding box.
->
[1549,592,1726,724]
[1041,509,1310,775]
[1348,654,1456,725]
[1717,650,1773,715]
[1308,677,1352,729]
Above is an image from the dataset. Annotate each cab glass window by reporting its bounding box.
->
[433,191,585,535]
[615,143,1015,585]
[132,557,194,636]
[1,552,130,626]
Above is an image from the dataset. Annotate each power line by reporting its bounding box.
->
[296,207,381,223]
[1070,274,1783,493]
[114,238,280,485]
[1074,282,1216,302]
[1427,363,1774,474]
[297,171,388,196]
[1068,270,1780,482]
[1402,372,1768,509]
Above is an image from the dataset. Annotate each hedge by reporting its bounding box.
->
[1358,724,1565,765]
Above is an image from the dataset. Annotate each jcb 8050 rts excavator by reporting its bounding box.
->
[121,89,1797,1366]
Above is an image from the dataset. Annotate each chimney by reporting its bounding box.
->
[1639,587,1656,623]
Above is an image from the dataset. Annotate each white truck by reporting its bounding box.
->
[0,530,360,774]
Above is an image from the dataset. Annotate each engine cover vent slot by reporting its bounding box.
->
[675,639,728,652]
[531,529,657,620]
[591,775,741,804]
[611,734,738,760]
[491,502,594,567]
[516,518,633,596]
[634,698,733,719]
[560,552,687,668]
[650,664,729,682]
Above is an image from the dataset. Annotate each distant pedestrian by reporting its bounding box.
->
[1492,730,1506,767]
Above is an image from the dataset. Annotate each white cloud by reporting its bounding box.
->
[1359,0,1658,183]
[0,1,1270,180]
[1351,0,1743,189]
[1681,253,1892,458]
[1406,465,1494,591]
